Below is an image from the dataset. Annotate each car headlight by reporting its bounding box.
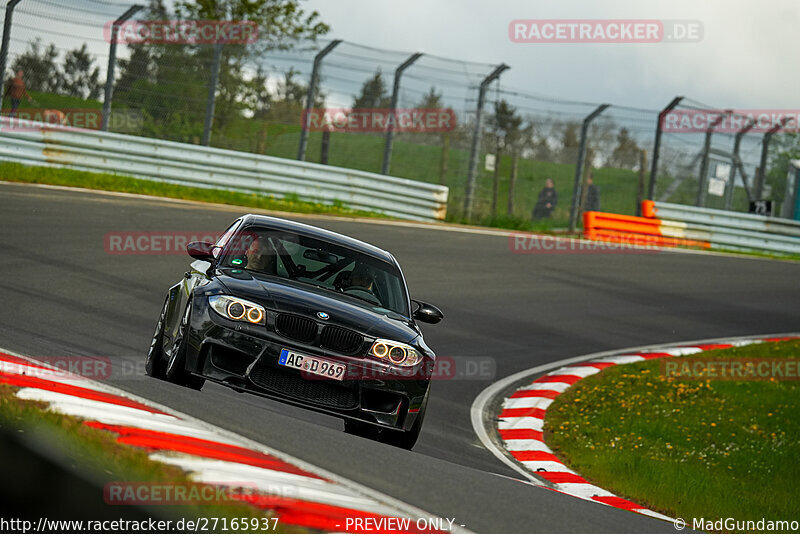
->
[369,339,422,367]
[209,295,265,325]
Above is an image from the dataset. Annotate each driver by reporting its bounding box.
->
[347,262,375,291]
[245,236,277,274]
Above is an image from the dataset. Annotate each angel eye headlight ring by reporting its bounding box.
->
[372,342,389,358]
[227,301,246,320]
[369,339,421,367]
[209,295,266,325]
[246,306,263,324]
[388,346,407,364]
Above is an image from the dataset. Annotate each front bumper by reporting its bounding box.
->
[184,302,430,431]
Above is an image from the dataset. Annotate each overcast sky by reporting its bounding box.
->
[303,0,799,110]
[15,0,797,112]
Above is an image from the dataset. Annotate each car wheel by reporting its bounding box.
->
[145,297,169,379]
[379,394,429,450]
[165,299,205,391]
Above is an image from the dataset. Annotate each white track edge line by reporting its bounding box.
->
[1,346,476,534]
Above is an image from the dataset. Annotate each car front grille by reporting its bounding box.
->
[320,325,364,355]
[249,365,358,409]
[275,313,317,343]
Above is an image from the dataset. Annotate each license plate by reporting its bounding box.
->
[278,349,346,381]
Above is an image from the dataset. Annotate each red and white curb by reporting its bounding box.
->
[471,333,800,521]
[0,349,473,534]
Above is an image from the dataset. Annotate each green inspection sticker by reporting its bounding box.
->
[231,258,243,265]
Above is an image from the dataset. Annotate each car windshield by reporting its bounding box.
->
[220,226,409,317]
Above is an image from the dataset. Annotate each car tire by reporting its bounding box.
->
[165,299,205,391]
[145,297,169,380]
[379,393,429,450]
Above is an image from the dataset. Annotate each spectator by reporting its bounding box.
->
[584,175,601,212]
[4,71,32,118]
[532,178,558,220]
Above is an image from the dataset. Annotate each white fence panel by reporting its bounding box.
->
[0,118,448,221]
[652,201,800,254]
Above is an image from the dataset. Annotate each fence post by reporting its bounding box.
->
[297,39,341,161]
[491,134,501,217]
[696,112,729,207]
[507,150,519,216]
[568,104,608,232]
[381,52,422,175]
[726,119,755,208]
[636,149,647,216]
[439,132,449,185]
[647,96,683,200]
[101,4,143,131]
[464,63,509,220]
[0,0,24,110]
[320,129,330,164]
[201,42,223,146]
[755,119,787,200]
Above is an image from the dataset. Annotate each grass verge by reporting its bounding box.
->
[0,162,383,220]
[0,383,300,532]
[544,340,800,522]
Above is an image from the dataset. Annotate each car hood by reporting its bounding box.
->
[215,269,419,343]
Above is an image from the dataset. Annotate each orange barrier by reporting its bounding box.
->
[641,200,657,219]
[583,211,712,249]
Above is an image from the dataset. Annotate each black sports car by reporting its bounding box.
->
[145,214,443,449]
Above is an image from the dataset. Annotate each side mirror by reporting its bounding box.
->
[187,241,216,262]
[412,300,443,324]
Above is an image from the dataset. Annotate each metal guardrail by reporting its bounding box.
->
[0,118,449,221]
[647,201,800,238]
[647,201,800,255]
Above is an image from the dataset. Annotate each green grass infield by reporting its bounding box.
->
[545,339,800,522]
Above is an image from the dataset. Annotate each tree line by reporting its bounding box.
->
[7,0,647,176]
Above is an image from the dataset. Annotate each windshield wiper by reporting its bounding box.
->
[297,279,339,294]
[296,279,383,308]
[341,292,382,307]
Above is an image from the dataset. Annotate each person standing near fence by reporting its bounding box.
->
[584,175,601,212]
[4,71,32,118]
[532,178,558,220]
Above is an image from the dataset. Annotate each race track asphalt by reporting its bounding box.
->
[2,182,798,533]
